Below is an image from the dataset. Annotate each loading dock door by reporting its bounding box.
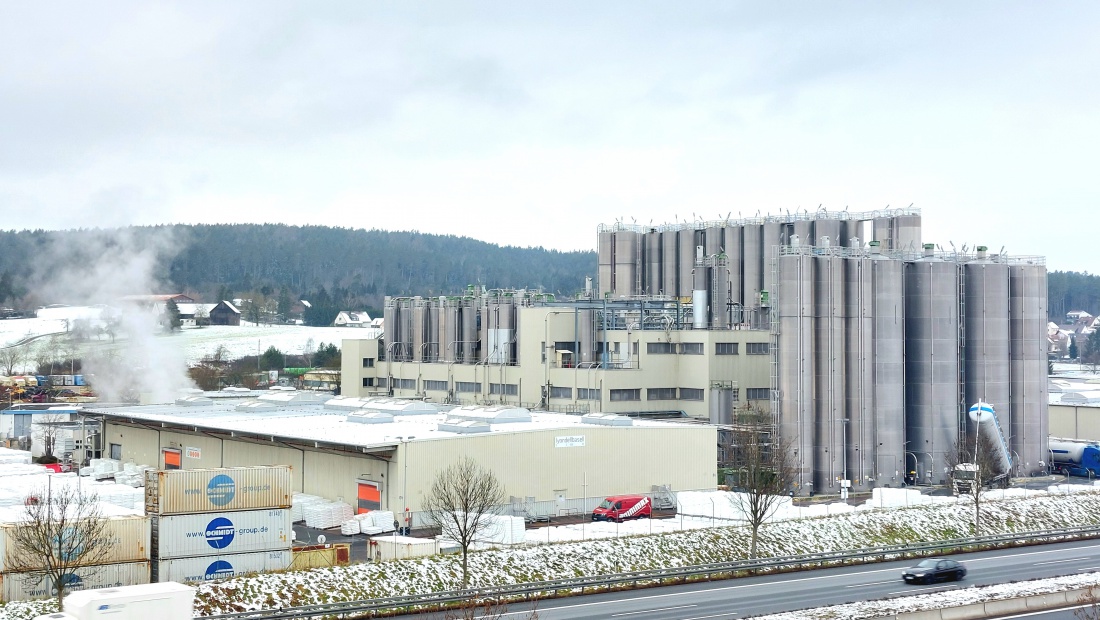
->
[357,480,381,514]
[162,448,182,470]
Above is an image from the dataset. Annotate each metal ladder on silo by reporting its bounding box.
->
[957,265,968,440]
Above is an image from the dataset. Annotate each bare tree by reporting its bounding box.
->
[439,598,539,619]
[33,413,68,463]
[721,404,797,559]
[4,484,111,606]
[946,430,1007,537]
[1075,584,1100,619]
[0,343,26,375]
[422,457,506,589]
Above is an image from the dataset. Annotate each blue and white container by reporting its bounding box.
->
[144,466,292,516]
[153,550,293,583]
[152,509,292,559]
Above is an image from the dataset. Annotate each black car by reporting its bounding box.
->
[901,558,967,584]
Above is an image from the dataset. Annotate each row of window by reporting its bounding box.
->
[367,378,772,402]
[646,342,770,355]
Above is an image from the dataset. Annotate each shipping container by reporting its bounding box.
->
[145,466,292,516]
[369,535,441,562]
[152,509,292,559]
[1,561,150,602]
[0,515,150,572]
[152,550,293,583]
[60,581,194,620]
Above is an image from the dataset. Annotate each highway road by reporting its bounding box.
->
[468,539,1100,620]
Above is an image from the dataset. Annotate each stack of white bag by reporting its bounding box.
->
[113,463,151,487]
[291,493,326,522]
[340,510,396,536]
[0,448,32,465]
[82,458,121,480]
[468,514,526,549]
[304,501,353,529]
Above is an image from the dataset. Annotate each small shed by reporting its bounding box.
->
[334,311,372,327]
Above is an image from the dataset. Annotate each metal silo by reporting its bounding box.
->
[578,308,596,364]
[712,257,732,329]
[678,229,696,298]
[383,299,396,360]
[705,226,723,257]
[742,224,763,308]
[894,214,922,252]
[777,251,814,494]
[904,251,961,484]
[762,221,783,303]
[460,299,478,364]
[614,231,639,297]
[844,252,875,491]
[1009,262,1048,475]
[598,229,613,296]
[692,247,708,329]
[814,219,842,249]
[661,230,678,296]
[963,254,1011,441]
[872,250,906,486]
[873,217,896,250]
[411,299,426,362]
[813,253,845,491]
[645,229,662,295]
[723,226,743,313]
[793,219,813,246]
[442,299,459,362]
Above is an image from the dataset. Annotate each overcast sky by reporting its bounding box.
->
[1,3,1096,271]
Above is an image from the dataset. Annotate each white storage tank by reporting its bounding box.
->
[2,561,150,603]
[152,509,292,559]
[47,580,194,620]
[152,549,293,583]
[144,466,292,516]
[370,535,441,562]
[0,515,151,572]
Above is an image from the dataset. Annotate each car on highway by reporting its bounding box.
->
[901,558,967,584]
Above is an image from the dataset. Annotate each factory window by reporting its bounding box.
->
[746,343,770,355]
[362,377,375,388]
[610,388,641,401]
[746,388,771,400]
[550,386,573,399]
[730,388,740,402]
[377,377,388,388]
[424,380,448,391]
[578,388,601,401]
[394,378,415,390]
[109,443,122,460]
[679,388,704,401]
[679,342,703,355]
[489,383,519,396]
[647,387,677,400]
[647,342,674,354]
[362,357,375,368]
[716,343,739,355]
[456,381,481,393]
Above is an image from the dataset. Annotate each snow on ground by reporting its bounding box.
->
[3,485,1100,618]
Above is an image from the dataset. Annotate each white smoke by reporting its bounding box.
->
[33,227,197,403]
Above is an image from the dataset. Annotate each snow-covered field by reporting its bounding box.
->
[7,484,1100,619]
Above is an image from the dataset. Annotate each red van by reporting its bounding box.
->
[591,495,651,522]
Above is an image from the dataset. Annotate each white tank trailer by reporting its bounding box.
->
[1049,439,1100,478]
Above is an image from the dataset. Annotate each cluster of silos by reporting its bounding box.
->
[383,291,543,366]
[596,208,922,310]
[775,240,1048,495]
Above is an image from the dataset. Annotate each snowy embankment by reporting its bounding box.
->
[3,487,1100,619]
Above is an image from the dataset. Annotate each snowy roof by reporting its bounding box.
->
[89,399,699,451]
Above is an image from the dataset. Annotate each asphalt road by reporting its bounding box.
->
[457,539,1100,620]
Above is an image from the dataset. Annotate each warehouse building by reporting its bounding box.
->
[89,393,715,527]
[342,207,1049,496]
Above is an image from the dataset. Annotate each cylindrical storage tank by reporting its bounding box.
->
[742,224,763,308]
[1,561,150,602]
[844,255,875,491]
[411,302,426,362]
[705,226,723,257]
[692,290,708,330]
[813,254,845,490]
[1009,263,1049,474]
[793,220,813,246]
[153,549,293,584]
[963,261,1011,433]
[443,300,459,362]
[398,299,413,361]
[815,219,842,249]
[0,514,151,571]
[904,259,961,484]
[894,214,922,251]
[873,217,896,250]
[872,256,906,486]
[384,301,399,361]
[578,309,596,364]
[144,466,292,516]
[677,229,696,298]
[598,230,614,296]
[645,229,662,295]
[661,230,678,296]
[709,386,734,425]
[614,231,639,296]
[777,252,814,494]
[152,509,292,559]
[461,300,478,364]
[427,302,440,362]
[723,226,743,312]
[712,259,732,329]
[762,221,783,300]
[968,401,1013,474]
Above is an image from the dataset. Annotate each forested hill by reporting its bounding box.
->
[1048,271,1100,321]
[0,225,595,312]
